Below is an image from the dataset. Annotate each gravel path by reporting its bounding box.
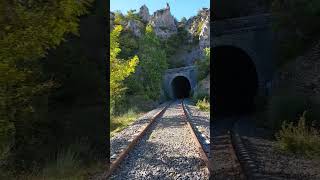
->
[110,102,170,162]
[110,101,209,179]
[235,117,320,180]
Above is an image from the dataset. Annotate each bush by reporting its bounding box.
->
[196,48,210,81]
[192,84,210,102]
[16,142,105,180]
[41,147,80,179]
[196,98,210,112]
[276,111,320,157]
[168,59,185,69]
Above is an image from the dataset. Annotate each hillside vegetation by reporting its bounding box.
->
[253,0,320,157]
[110,5,211,134]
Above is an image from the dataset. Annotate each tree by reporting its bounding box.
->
[135,25,168,100]
[110,25,139,113]
[126,9,141,21]
[196,48,210,81]
[0,0,92,168]
[114,10,125,25]
[180,17,187,23]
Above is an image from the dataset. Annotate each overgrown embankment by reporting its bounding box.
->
[254,0,320,157]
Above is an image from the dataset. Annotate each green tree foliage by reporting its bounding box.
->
[196,20,205,36]
[272,0,320,64]
[119,31,139,59]
[162,26,189,59]
[0,0,92,170]
[126,9,141,21]
[114,10,126,25]
[110,25,139,113]
[129,25,168,100]
[196,48,210,81]
[180,17,187,24]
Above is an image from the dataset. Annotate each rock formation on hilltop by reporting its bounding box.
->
[110,4,210,64]
[126,20,144,37]
[139,5,150,22]
[149,3,178,39]
[199,14,210,56]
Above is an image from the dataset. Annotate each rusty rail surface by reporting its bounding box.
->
[181,99,211,176]
[106,102,171,178]
[228,131,247,179]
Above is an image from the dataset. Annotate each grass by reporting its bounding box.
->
[196,98,210,112]
[276,111,320,157]
[1,144,105,180]
[39,147,81,180]
[110,108,143,137]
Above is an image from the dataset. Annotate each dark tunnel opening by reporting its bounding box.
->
[213,46,258,116]
[171,76,191,99]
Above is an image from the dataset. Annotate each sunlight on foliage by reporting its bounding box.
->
[110,25,139,113]
[196,98,210,112]
[276,111,320,157]
[110,109,142,137]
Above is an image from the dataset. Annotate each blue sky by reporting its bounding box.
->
[110,0,210,20]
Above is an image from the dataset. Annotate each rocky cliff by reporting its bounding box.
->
[149,4,178,39]
[110,4,210,64]
[139,5,150,22]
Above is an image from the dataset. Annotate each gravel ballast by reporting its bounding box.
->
[110,102,170,163]
[184,99,210,157]
[235,117,320,180]
[210,116,244,180]
[110,101,209,179]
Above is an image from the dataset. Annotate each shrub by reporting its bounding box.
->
[196,98,210,112]
[192,88,209,102]
[276,111,320,157]
[40,147,81,179]
[168,59,185,69]
[196,20,205,36]
[196,48,210,81]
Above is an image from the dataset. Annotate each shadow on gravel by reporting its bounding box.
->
[112,138,207,179]
[111,105,209,179]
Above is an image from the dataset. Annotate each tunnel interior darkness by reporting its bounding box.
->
[171,76,191,99]
[213,46,258,116]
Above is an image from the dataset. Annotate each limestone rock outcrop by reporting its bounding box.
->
[149,4,178,39]
[199,15,210,56]
[139,5,150,22]
[183,8,210,57]
[125,20,144,37]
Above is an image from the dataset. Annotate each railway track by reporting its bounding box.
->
[211,115,263,180]
[107,100,210,179]
[108,100,258,179]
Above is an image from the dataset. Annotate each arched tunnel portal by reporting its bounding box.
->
[171,76,191,99]
[213,46,258,116]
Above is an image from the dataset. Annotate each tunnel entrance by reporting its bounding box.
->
[213,46,258,116]
[171,76,191,99]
